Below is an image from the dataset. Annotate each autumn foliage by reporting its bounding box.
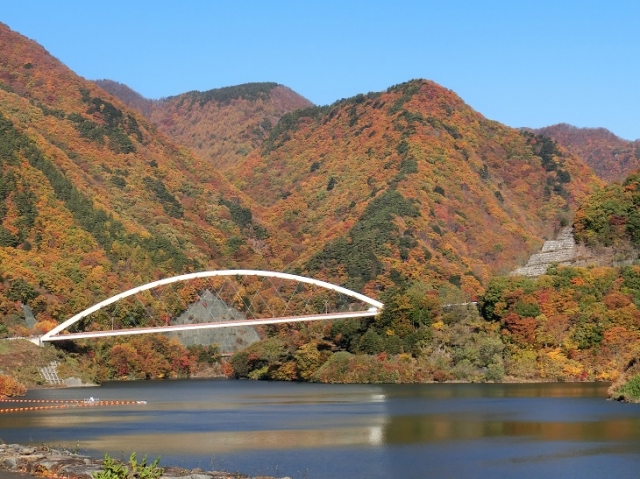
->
[95,335,196,380]
[479,264,640,381]
[0,22,283,339]
[147,83,313,172]
[227,263,640,384]
[574,169,640,251]
[0,373,26,397]
[0,22,636,389]
[229,80,600,299]
[534,123,640,182]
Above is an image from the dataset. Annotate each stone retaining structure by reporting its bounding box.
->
[511,227,578,277]
[511,226,638,277]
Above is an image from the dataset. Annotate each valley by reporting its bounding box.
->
[0,21,638,403]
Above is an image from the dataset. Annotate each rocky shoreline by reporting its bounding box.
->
[0,444,286,479]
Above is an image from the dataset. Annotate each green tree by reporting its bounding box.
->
[6,278,39,303]
[358,329,384,354]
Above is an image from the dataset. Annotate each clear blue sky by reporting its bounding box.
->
[3,1,639,140]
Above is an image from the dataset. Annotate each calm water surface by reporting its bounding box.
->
[1,380,640,478]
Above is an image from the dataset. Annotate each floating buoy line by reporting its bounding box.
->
[0,397,147,413]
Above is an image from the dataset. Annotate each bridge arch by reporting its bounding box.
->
[40,270,383,343]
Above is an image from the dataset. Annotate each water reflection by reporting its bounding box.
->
[83,424,388,454]
[2,380,640,479]
[382,415,640,444]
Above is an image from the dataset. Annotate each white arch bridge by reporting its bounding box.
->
[39,270,383,345]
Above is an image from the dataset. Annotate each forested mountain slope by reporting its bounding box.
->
[0,22,631,389]
[533,123,640,183]
[227,139,640,386]
[97,79,313,172]
[230,80,601,298]
[573,168,640,257]
[94,79,154,117]
[0,23,280,336]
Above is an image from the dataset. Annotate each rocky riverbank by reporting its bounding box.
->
[0,444,286,479]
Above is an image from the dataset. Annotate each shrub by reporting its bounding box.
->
[229,350,250,378]
[92,453,163,479]
[485,359,505,381]
[0,374,27,397]
[358,329,384,354]
[611,374,640,402]
[311,352,353,382]
[295,341,332,380]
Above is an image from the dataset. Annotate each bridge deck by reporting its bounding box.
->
[41,310,378,342]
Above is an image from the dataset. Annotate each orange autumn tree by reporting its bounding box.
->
[0,373,26,397]
[101,335,196,380]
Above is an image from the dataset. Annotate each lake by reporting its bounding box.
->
[1,380,640,478]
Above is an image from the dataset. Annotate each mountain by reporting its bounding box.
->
[0,23,281,336]
[0,22,601,340]
[0,22,627,388]
[94,79,154,117]
[97,79,313,172]
[96,77,604,299]
[229,80,601,298]
[532,123,640,183]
